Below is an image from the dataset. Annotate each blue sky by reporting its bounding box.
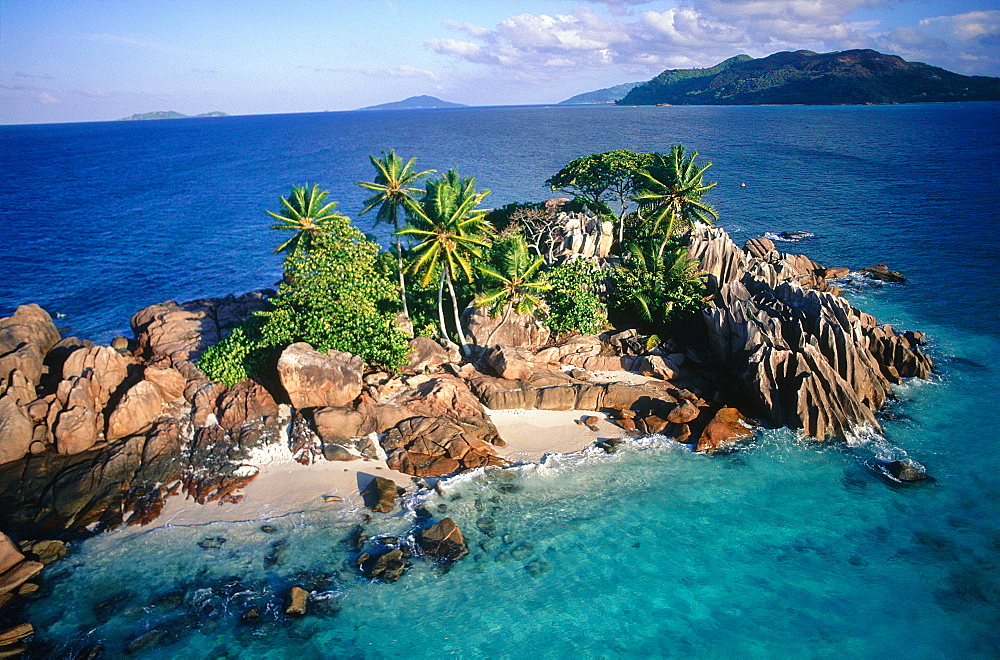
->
[2,0,998,123]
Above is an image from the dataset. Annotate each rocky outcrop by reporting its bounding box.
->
[688,225,932,440]
[363,476,399,513]
[0,294,285,538]
[129,291,270,367]
[0,532,43,596]
[406,336,454,373]
[382,416,505,477]
[277,343,363,409]
[0,305,61,398]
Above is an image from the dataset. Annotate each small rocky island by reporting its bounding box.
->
[0,147,935,651]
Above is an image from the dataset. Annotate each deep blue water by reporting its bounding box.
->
[2,104,998,658]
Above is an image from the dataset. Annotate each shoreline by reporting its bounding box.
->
[121,408,628,535]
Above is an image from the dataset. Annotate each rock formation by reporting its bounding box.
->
[687,225,932,439]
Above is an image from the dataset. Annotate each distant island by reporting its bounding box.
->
[119,111,228,121]
[560,82,642,105]
[359,95,466,111]
[613,49,1000,106]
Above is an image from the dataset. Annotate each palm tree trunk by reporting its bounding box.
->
[482,303,514,349]
[445,269,468,359]
[437,270,451,344]
[395,231,409,318]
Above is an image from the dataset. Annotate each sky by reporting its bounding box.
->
[2,0,998,124]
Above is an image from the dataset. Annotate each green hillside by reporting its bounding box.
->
[618,50,1000,105]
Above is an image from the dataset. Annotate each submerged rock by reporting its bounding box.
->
[884,459,932,483]
[357,548,408,582]
[861,265,906,283]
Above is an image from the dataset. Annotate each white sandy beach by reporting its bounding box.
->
[133,408,627,532]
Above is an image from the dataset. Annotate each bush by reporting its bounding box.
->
[543,260,608,336]
[610,242,707,333]
[197,217,411,385]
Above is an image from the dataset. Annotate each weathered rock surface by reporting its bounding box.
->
[484,345,535,381]
[277,343,363,409]
[382,417,504,477]
[696,407,755,453]
[130,291,270,366]
[465,307,550,351]
[0,305,61,395]
[885,459,931,482]
[406,336,453,372]
[0,397,33,465]
[285,586,308,616]
[0,532,44,596]
[417,518,469,561]
[363,476,399,513]
[358,548,407,582]
[689,225,932,440]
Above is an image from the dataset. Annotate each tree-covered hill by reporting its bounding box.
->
[617,49,1000,106]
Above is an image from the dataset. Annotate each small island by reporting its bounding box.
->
[118,111,228,121]
[359,95,466,111]
[0,146,936,649]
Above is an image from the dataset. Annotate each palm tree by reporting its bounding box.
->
[634,145,718,260]
[474,235,551,348]
[356,150,434,317]
[399,170,494,354]
[267,184,348,258]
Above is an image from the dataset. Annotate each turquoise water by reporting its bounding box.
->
[3,104,998,657]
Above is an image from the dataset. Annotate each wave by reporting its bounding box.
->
[764,230,815,242]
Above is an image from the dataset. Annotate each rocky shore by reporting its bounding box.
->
[0,226,934,652]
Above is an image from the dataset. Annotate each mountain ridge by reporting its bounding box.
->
[615,49,1000,105]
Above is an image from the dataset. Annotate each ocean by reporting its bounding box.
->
[1,103,998,658]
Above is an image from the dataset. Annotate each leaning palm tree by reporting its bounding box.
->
[474,235,551,348]
[356,150,434,317]
[634,145,718,260]
[267,184,348,258]
[399,170,494,354]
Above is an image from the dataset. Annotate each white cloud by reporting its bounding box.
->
[37,92,60,104]
[428,2,1000,88]
[75,88,109,97]
[83,33,172,51]
[313,64,441,82]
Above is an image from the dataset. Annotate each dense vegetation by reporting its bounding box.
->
[618,49,1000,106]
[198,144,717,385]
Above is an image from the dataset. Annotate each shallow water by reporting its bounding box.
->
[3,104,998,657]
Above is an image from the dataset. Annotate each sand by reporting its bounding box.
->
[128,407,626,533]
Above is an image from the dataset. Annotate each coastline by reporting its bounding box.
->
[125,408,628,534]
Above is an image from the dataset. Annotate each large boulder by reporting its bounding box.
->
[277,343,363,409]
[406,337,453,372]
[363,476,399,513]
[0,305,61,394]
[417,518,469,561]
[465,307,550,351]
[696,407,755,453]
[484,345,535,381]
[312,406,365,444]
[106,380,165,441]
[0,532,43,596]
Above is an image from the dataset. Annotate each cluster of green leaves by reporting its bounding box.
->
[198,210,410,386]
[610,240,708,333]
[542,259,608,336]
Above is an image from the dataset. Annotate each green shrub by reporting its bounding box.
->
[610,242,707,333]
[197,218,410,386]
[543,260,608,336]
